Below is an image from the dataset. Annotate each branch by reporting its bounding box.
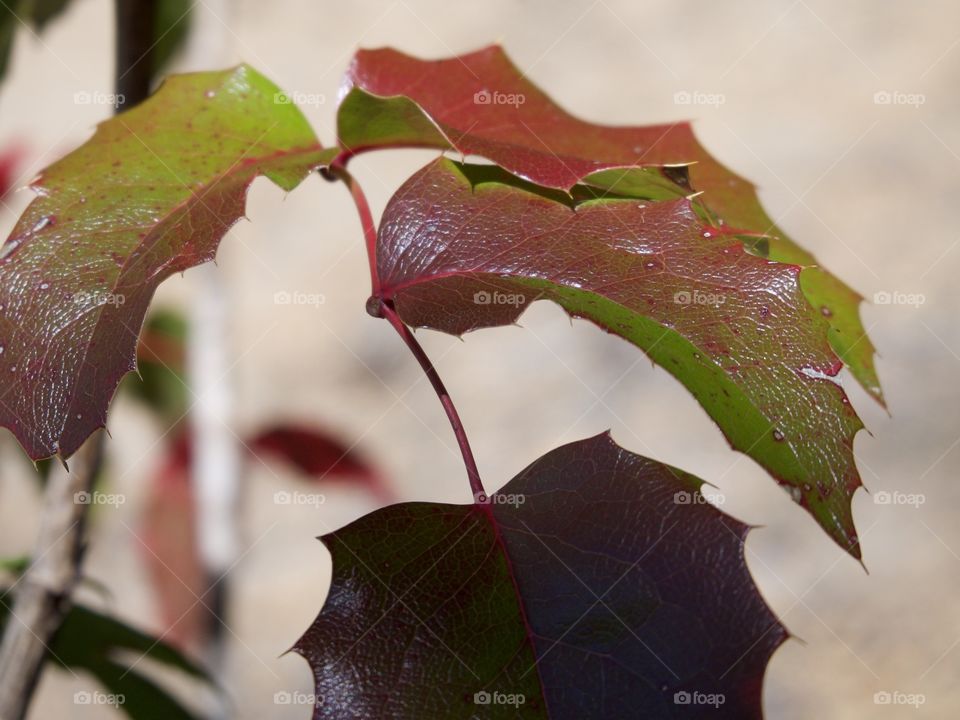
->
[0,434,105,719]
[114,0,156,111]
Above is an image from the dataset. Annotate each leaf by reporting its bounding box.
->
[375,158,864,556]
[0,141,25,199]
[0,0,190,86]
[0,64,336,460]
[0,0,72,83]
[338,44,882,405]
[125,307,190,424]
[140,423,390,652]
[52,604,212,720]
[151,0,192,81]
[295,434,787,719]
[0,597,211,720]
[250,424,391,501]
[140,431,205,654]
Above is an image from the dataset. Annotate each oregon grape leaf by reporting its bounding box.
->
[294,434,787,719]
[337,44,882,405]
[0,64,335,460]
[374,158,864,556]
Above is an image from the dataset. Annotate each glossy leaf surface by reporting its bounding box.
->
[0,64,334,460]
[295,434,787,719]
[376,159,864,555]
[338,45,881,404]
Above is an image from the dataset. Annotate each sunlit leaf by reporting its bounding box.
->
[338,44,882,404]
[375,159,864,555]
[0,64,335,460]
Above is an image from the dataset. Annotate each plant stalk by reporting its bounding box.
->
[329,164,485,499]
[379,300,486,499]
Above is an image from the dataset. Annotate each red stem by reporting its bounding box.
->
[328,163,486,500]
[379,300,486,500]
[326,160,379,294]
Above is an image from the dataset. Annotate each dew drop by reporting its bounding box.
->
[0,345,4,354]
[0,238,23,260]
[703,231,712,238]
[39,282,49,290]
[820,305,832,317]
[205,90,216,99]
[772,429,785,441]
[32,216,53,233]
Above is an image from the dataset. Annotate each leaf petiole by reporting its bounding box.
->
[378,299,486,501]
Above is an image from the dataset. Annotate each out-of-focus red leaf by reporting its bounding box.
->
[248,425,390,501]
[0,143,24,200]
[140,423,389,651]
[140,431,207,653]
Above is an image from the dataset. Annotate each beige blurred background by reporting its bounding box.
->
[0,0,958,717]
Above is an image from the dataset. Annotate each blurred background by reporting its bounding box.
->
[0,0,957,717]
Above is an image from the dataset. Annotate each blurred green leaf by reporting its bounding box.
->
[0,597,212,720]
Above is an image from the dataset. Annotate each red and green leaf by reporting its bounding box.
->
[375,159,864,556]
[295,434,787,719]
[337,44,882,405]
[0,64,335,460]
